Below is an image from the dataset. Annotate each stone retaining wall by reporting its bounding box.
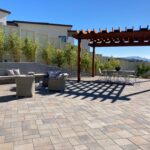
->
[0,62,58,74]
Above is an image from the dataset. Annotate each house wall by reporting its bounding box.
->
[81,39,90,51]
[2,23,73,62]
[17,23,71,39]
[6,22,90,51]
[0,11,8,25]
[7,23,74,47]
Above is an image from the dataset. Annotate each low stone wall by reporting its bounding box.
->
[0,62,92,79]
[0,62,59,74]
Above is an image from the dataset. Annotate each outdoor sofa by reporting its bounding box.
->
[0,62,57,84]
[0,69,18,84]
[0,69,47,84]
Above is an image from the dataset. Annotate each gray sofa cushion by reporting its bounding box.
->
[13,69,21,75]
[7,69,15,76]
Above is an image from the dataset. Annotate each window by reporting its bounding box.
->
[59,36,66,43]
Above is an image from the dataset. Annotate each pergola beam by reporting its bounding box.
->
[68,30,150,41]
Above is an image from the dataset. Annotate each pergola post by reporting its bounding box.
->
[77,38,81,82]
[92,45,95,77]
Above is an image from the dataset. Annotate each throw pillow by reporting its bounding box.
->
[55,71,61,76]
[7,69,15,76]
[58,73,69,79]
[48,70,61,78]
[13,69,21,75]
[57,73,63,79]
[48,71,56,77]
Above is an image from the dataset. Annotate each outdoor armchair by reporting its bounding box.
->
[16,75,35,97]
[48,72,68,91]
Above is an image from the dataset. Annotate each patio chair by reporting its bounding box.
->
[102,70,114,83]
[118,70,137,85]
[98,68,105,81]
[127,71,137,84]
[48,73,68,91]
[16,75,35,97]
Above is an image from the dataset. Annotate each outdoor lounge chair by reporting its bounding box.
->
[16,75,35,97]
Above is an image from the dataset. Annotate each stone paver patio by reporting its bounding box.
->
[0,77,150,150]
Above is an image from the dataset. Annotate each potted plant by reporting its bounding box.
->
[115,66,121,71]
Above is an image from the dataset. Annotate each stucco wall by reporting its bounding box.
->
[7,23,73,48]
[0,11,8,25]
[17,23,71,38]
[81,40,90,51]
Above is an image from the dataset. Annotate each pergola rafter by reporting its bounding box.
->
[68,26,150,82]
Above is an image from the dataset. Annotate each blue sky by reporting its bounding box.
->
[1,0,150,58]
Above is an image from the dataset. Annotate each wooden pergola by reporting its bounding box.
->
[68,26,150,82]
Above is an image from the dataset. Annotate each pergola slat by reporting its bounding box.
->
[89,41,150,47]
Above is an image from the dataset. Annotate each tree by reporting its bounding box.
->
[95,56,102,73]
[53,49,64,67]
[0,28,4,62]
[63,43,77,68]
[104,57,120,70]
[22,38,38,62]
[41,44,54,64]
[5,33,22,62]
[136,63,150,77]
[81,51,91,72]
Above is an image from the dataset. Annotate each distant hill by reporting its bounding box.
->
[120,56,150,62]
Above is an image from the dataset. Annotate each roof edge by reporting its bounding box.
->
[7,20,72,27]
[0,8,11,14]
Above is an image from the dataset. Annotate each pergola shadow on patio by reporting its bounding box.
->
[0,81,135,103]
[0,82,126,103]
[1,79,150,103]
[58,80,128,103]
[35,79,150,103]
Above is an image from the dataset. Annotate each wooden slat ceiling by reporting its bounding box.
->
[68,26,150,47]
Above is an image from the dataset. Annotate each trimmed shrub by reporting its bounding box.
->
[22,38,38,62]
[0,28,4,62]
[5,33,22,62]
[41,44,54,64]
